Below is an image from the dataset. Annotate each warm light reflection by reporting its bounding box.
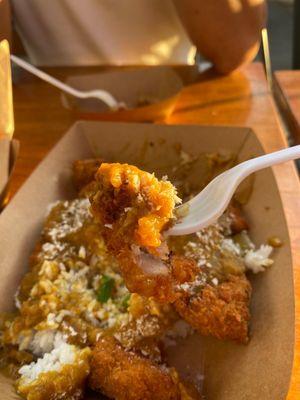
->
[140,54,160,66]
[140,35,192,65]
[140,35,196,65]
[228,0,264,13]
[0,39,14,138]
[251,0,264,5]
[228,0,243,13]
[151,36,179,59]
[187,46,197,65]
[261,28,272,90]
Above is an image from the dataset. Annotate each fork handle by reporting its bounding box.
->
[240,145,300,175]
[11,55,83,96]
[10,55,118,108]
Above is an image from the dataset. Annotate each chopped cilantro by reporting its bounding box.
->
[97,275,115,303]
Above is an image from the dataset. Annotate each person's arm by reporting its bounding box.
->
[173,0,266,74]
[0,0,11,43]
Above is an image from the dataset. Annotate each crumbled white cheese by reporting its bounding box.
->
[40,199,91,261]
[78,246,86,259]
[18,330,66,358]
[30,330,63,356]
[19,336,76,385]
[244,245,274,273]
[48,199,90,242]
[221,238,241,256]
[211,277,219,286]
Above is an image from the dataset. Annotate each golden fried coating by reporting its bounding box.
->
[90,163,197,302]
[227,204,249,234]
[174,274,252,343]
[72,158,103,192]
[89,336,181,400]
[171,255,199,284]
[89,336,200,400]
[90,162,252,343]
[105,241,197,302]
[92,163,179,249]
[114,293,178,363]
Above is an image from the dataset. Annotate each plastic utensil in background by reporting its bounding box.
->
[10,54,120,110]
[169,145,300,235]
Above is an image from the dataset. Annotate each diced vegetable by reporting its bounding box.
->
[267,236,283,248]
[97,275,115,303]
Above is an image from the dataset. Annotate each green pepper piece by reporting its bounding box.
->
[97,275,115,303]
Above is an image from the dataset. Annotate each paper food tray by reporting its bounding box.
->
[63,66,199,122]
[0,121,294,399]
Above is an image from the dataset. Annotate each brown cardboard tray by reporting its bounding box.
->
[0,121,294,399]
[62,66,199,122]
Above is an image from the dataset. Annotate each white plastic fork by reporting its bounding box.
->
[168,145,300,236]
[10,55,119,109]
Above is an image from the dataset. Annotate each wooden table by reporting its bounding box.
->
[274,70,300,144]
[10,62,300,398]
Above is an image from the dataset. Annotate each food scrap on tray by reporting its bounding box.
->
[0,157,275,400]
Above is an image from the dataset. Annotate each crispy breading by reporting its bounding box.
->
[90,163,197,302]
[115,293,178,363]
[91,162,179,250]
[174,274,252,343]
[89,336,182,400]
[171,255,199,284]
[103,241,197,303]
[89,162,252,342]
[89,336,201,400]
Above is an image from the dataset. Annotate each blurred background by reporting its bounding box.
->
[8,0,296,70]
[263,0,293,69]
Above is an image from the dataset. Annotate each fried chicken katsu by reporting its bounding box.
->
[89,336,200,400]
[89,162,253,343]
[174,274,251,343]
[90,163,198,303]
